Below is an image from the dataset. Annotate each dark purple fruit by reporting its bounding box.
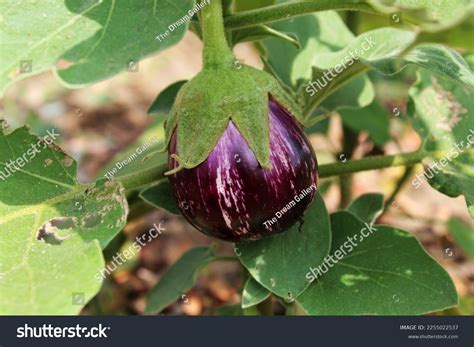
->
[168,99,318,242]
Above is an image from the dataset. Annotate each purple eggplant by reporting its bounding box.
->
[168,98,318,242]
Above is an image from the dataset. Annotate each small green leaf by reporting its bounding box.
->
[242,277,271,309]
[139,179,181,215]
[262,9,375,114]
[408,70,474,217]
[148,81,188,115]
[0,0,194,94]
[317,75,375,113]
[339,101,390,146]
[263,9,354,90]
[347,193,385,223]
[297,212,458,315]
[99,117,166,179]
[235,192,331,301]
[145,247,215,314]
[448,218,474,259]
[0,124,128,314]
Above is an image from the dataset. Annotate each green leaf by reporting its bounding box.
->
[148,81,188,115]
[312,29,474,90]
[263,9,354,90]
[260,7,376,118]
[369,0,474,33]
[297,211,458,315]
[139,179,180,215]
[0,124,128,314]
[99,117,166,179]
[408,70,474,217]
[347,193,385,223]
[242,277,271,308]
[448,218,474,259]
[235,192,331,301]
[145,247,214,314]
[339,101,390,146]
[318,75,375,113]
[0,0,194,94]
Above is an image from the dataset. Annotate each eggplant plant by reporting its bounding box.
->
[0,0,473,315]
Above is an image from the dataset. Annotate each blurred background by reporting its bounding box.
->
[1,11,473,315]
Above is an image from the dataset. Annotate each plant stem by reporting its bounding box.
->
[339,125,358,208]
[384,165,415,211]
[119,163,168,192]
[116,150,432,192]
[224,1,376,29]
[318,150,427,178]
[201,0,234,67]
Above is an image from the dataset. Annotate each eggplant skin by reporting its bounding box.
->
[168,99,318,242]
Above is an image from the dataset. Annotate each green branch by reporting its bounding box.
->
[117,150,434,192]
[224,1,376,30]
[318,150,427,178]
[119,163,168,192]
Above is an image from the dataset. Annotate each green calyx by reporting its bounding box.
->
[162,0,302,174]
[164,63,303,173]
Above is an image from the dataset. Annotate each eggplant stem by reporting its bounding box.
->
[201,0,235,68]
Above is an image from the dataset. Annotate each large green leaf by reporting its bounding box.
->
[304,27,474,117]
[235,192,331,301]
[145,247,215,314]
[0,123,128,314]
[0,0,194,94]
[408,70,474,217]
[312,29,474,89]
[297,212,458,315]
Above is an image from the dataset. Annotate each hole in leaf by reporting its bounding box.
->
[36,217,77,245]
